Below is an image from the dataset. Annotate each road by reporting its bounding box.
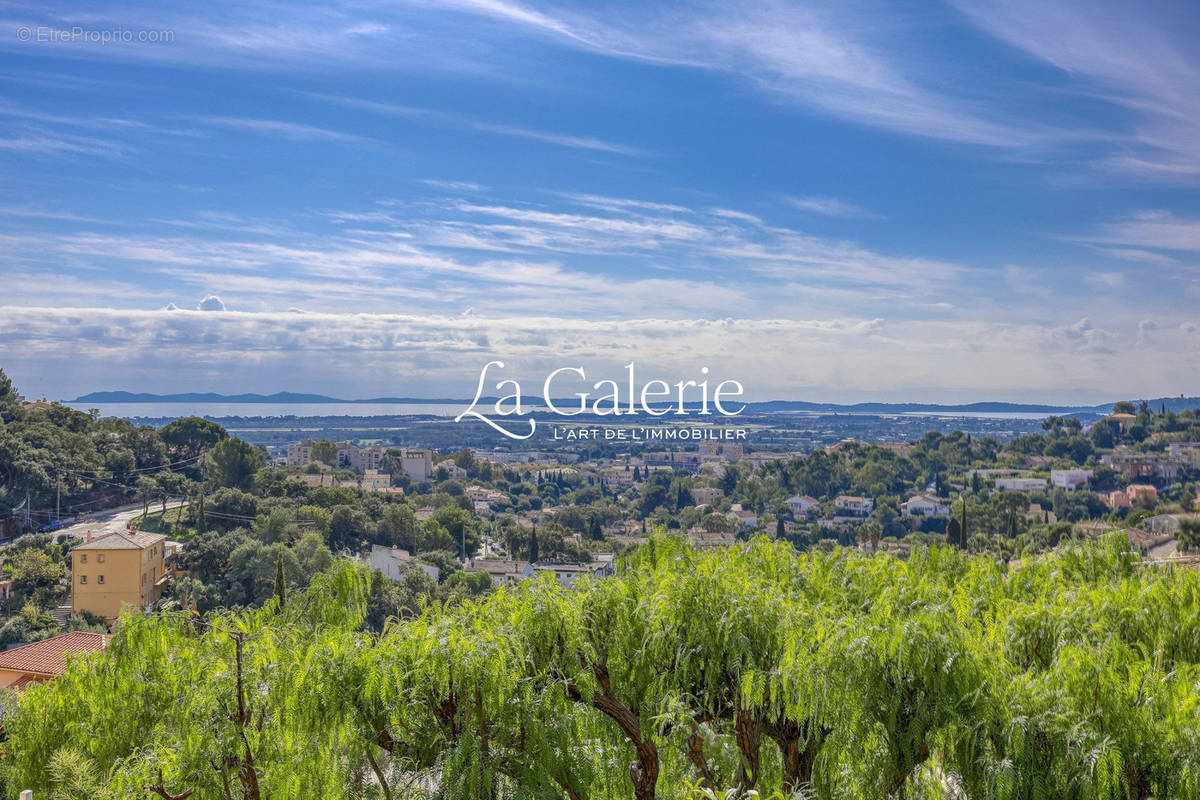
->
[54,499,188,541]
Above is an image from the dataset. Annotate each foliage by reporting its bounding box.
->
[6,535,1200,800]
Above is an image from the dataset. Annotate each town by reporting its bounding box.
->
[2,368,1198,698]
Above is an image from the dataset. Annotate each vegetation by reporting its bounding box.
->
[5,534,1200,799]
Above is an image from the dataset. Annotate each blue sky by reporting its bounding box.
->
[1,0,1198,403]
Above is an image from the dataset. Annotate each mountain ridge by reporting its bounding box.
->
[70,391,1200,415]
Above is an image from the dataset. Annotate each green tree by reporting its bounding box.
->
[310,439,339,466]
[0,367,26,424]
[158,416,227,459]
[202,437,264,492]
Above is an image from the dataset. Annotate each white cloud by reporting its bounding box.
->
[419,179,487,192]
[951,0,1200,180]
[1083,271,1126,291]
[299,93,643,154]
[197,295,226,311]
[1137,319,1157,346]
[1,306,1193,401]
[194,116,372,144]
[786,195,877,219]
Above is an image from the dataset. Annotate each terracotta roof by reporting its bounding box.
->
[0,631,108,677]
[7,673,46,690]
[74,531,166,551]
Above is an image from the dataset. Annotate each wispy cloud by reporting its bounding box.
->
[786,195,878,219]
[194,115,373,144]
[298,92,644,155]
[419,179,487,192]
[428,0,1047,148]
[951,0,1200,180]
[0,183,979,324]
[0,128,127,157]
[1074,210,1200,254]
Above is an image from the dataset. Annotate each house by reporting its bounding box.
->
[1026,503,1056,523]
[1105,489,1132,509]
[1107,412,1137,432]
[465,485,507,505]
[699,442,744,461]
[1125,484,1159,505]
[1050,469,1092,491]
[900,494,950,518]
[464,558,530,586]
[727,504,758,527]
[994,478,1048,492]
[358,470,392,491]
[1102,484,1160,509]
[600,469,636,488]
[1145,514,1179,533]
[435,462,468,480]
[835,495,874,516]
[731,509,758,527]
[740,452,796,469]
[0,631,109,690]
[72,531,170,620]
[368,545,439,582]
[692,487,721,506]
[527,558,614,587]
[287,472,339,488]
[686,529,737,548]
[786,495,820,517]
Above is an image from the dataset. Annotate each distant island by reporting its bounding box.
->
[70,390,1200,415]
[72,390,469,404]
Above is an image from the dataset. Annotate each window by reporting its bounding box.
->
[97,553,106,563]
[98,575,105,584]
[80,554,87,563]
[80,575,87,584]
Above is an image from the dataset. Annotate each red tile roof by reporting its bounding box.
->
[7,673,46,690]
[0,631,108,677]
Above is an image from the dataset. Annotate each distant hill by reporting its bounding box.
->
[73,391,346,403]
[70,391,1200,415]
[72,391,469,404]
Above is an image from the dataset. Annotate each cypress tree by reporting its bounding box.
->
[273,553,286,610]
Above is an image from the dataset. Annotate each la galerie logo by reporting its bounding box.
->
[456,361,747,440]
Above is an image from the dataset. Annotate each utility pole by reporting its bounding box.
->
[56,471,61,522]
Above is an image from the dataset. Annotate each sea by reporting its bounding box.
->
[66,401,1056,422]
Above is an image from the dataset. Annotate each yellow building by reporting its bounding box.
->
[71,531,170,620]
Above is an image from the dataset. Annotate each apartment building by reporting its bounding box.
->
[72,531,170,620]
[400,449,434,482]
